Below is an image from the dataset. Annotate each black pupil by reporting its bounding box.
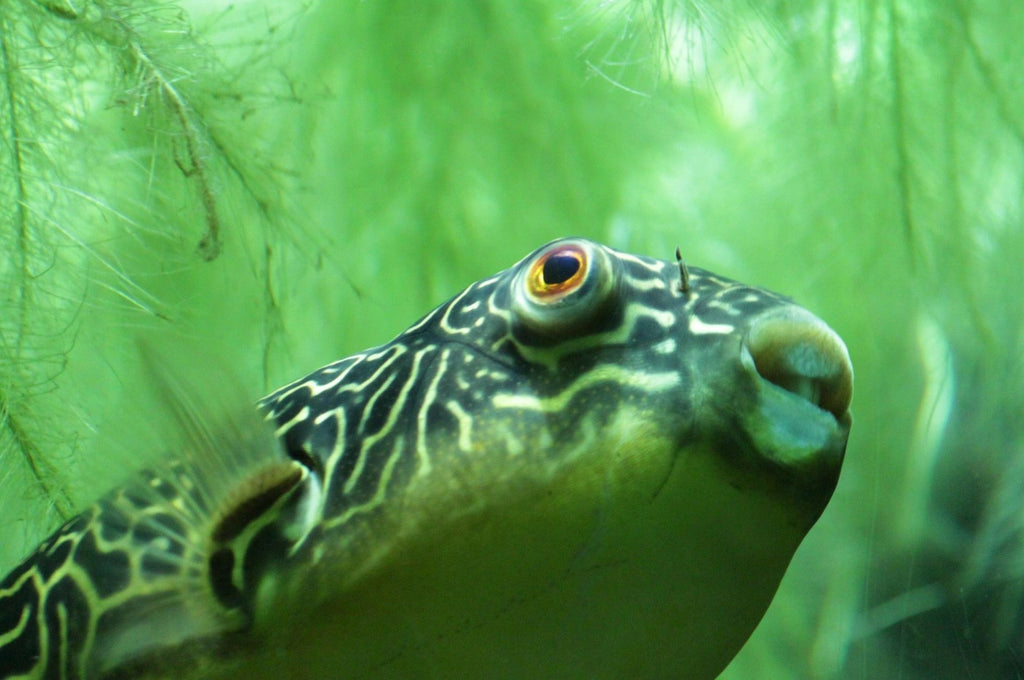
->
[542,253,581,285]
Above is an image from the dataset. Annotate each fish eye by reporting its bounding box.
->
[512,239,618,336]
[527,245,587,300]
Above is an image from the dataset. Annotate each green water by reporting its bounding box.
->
[0,1,1020,678]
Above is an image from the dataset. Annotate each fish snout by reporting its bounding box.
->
[744,306,853,423]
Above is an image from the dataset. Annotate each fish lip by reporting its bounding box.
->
[743,306,854,422]
[731,308,854,519]
[740,342,851,464]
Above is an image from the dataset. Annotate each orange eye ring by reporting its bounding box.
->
[512,238,617,336]
[526,245,588,301]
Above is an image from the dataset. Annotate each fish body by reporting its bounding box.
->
[0,238,853,679]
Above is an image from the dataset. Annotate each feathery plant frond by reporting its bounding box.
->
[570,0,766,94]
[0,0,311,567]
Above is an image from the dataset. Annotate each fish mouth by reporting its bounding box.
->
[745,306,853,424]
[736,306,853,515]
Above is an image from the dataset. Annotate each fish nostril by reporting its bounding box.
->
[745,308,854,420]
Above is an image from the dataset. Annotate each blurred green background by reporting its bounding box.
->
[1,1,1021,677]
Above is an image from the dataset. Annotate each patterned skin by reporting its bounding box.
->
[0,238,853,679]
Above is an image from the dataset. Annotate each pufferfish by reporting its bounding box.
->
[0,238,853,679]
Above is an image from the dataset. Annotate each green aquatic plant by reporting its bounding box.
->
[0,0,310,564]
